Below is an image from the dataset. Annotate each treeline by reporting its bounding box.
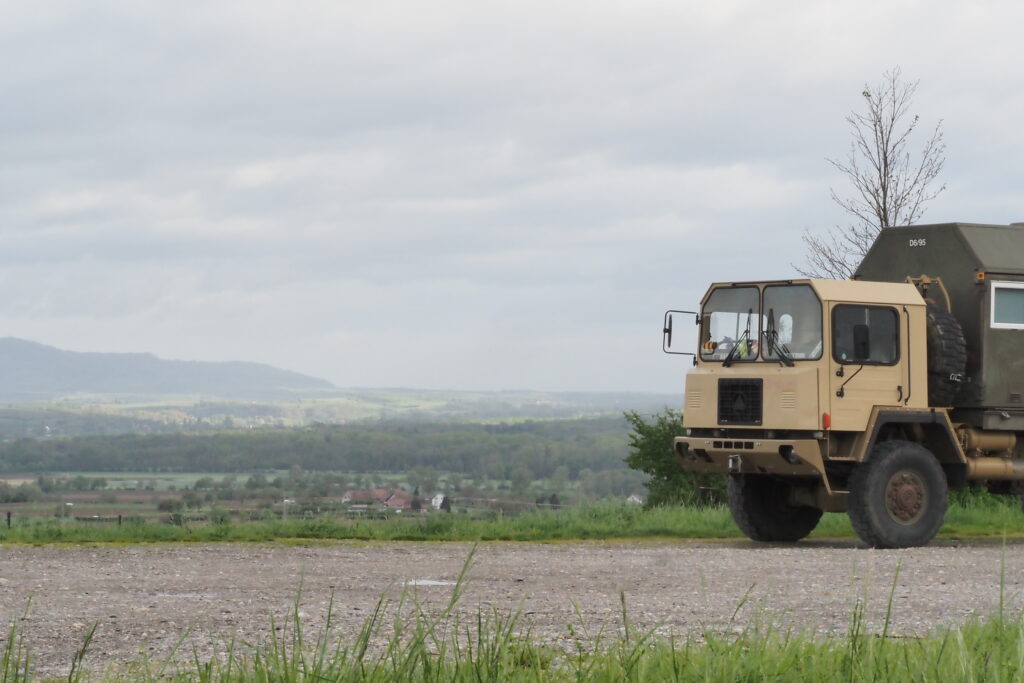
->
[0,417,631,479]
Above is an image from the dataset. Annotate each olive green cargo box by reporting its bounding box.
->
[855,222,1024,428]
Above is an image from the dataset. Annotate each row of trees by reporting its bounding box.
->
[0,418,631,482]
[189,466,642,502]
[0,411,710,506]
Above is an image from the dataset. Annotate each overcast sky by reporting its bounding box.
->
[2,1,1022,394]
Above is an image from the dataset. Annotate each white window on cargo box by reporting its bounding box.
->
[992,281,1024,329]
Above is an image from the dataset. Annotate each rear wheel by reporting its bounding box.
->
[727,475,822,542]
[848,440,947,548]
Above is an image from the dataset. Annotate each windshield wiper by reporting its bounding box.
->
[722,308,753,367]
[764,308,794,367]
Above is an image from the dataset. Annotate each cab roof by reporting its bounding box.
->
[703,279,925,306]
[809,279,925,305]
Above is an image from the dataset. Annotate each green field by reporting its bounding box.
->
[3,496,1024,545]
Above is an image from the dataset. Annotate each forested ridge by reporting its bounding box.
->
[0,417,630,479]
[0,337,331,400]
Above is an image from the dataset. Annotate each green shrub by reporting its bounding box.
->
[624,409,726,506]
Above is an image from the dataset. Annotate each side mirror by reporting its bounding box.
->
[663,310,699,359]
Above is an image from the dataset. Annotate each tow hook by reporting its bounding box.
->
[728,454,742,473]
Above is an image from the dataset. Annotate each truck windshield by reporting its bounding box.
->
[699,284,822,362]
[763,285,822,361]
[700,287,760,362]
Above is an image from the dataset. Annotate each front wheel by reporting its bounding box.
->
[727,474,823,542]
[848,440,947,548]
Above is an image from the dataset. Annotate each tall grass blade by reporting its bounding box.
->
[65,622,96,683]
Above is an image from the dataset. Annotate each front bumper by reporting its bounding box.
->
[675,436,827,479]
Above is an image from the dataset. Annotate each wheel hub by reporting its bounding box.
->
[885,470,927,524]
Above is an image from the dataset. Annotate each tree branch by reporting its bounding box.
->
[795,67,946,278]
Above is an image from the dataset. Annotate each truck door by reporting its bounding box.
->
[828,303,904,431]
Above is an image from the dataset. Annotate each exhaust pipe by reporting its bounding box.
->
[965,457,1024,480]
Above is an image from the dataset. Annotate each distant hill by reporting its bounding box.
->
[0,338,334,400]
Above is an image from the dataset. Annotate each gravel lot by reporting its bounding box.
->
[3,539,1023,677]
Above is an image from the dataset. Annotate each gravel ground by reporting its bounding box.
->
[3,539,1024,678]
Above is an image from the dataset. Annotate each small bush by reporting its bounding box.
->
[208,506,231,525]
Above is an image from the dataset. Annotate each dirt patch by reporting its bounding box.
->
[2,539,1023,678]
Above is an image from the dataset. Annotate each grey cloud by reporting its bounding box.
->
[1,2,1022,391]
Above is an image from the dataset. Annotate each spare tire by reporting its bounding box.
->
[926,304,966,406]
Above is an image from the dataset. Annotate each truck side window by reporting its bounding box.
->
[832,305,899,365]
[992,281,1024,329]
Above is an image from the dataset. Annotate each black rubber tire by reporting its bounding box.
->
[727,475,823,542]
[848,440,947,548]
[926,305,966,406]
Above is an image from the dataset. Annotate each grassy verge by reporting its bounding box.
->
[2,492,1024,544]
[5,548,1024,681]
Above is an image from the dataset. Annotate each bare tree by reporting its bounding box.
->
[797,67,946,278]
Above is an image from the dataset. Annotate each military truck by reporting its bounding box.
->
[663,222,1024,548]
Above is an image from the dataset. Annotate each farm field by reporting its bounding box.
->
[0,389,678,439]
[4,540,1024,679]
[0,472,600,531]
